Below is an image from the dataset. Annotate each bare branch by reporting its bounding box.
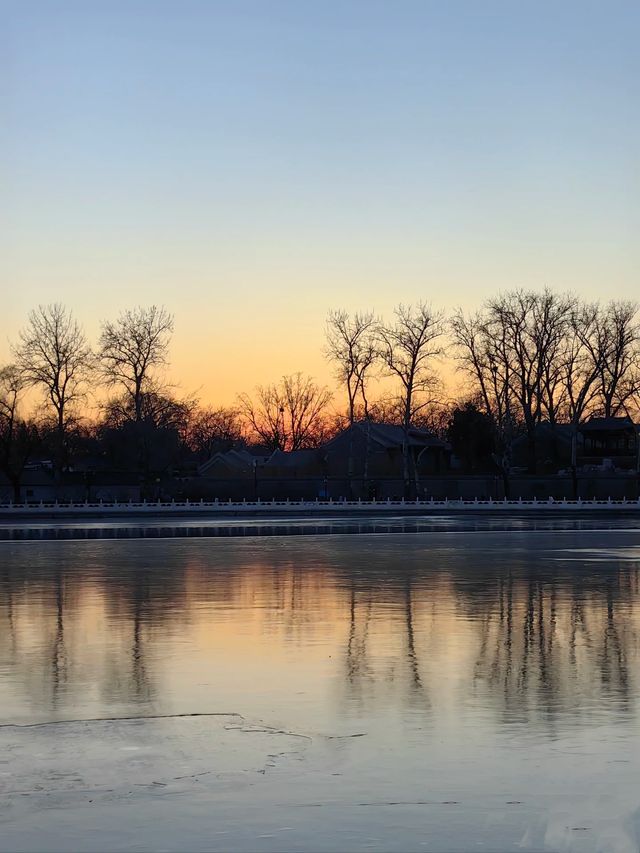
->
[239,373,332,451]
[98,305,174,422]
[13,304,92,475]
[325,310,378,423]
[377,302,445,496]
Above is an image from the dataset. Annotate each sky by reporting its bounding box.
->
[3,0,639,406]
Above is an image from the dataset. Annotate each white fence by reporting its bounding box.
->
[1,497,640,515]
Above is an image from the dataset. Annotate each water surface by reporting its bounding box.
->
[1,519,640,851]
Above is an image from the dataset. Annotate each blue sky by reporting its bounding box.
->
[4,1,639,401]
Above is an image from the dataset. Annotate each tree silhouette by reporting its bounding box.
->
[0,365,40,502]
[14,304,92,482]
[98,305,174,423]
[378,303,445,497]
[239,373,332,451]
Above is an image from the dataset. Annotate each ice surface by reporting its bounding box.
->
[2,523,640,851]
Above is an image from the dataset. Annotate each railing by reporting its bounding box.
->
[1,497,640,514]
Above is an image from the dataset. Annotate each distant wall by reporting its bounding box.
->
[419,475,639,501]
[0,483,141,504]
[187,474,640,502]
[4,473,637,504]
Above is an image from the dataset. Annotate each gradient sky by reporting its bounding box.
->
[4,1,639,405]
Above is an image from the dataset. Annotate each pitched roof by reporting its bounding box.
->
[198,449,263,476]
[264,449,324,468]
[325,421,449,451]
[511,422,576,448]
[580,416,637,432]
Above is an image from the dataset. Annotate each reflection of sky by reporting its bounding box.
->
[1,531,639,741]
[4,2,640,403]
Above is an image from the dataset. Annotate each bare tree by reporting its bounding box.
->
[325,310,378,496]
[239,373,332,452]
[14,304,92,479]
[0,364,40,502]
[0,365,23,431]
[185,406,245,460]
[378,303,445,497]
[100,389,195,434]
[596,301,640,418]
[325,310,378,423]
[487,289,570,473]
[559,303,609,496]
[98,306,174,422]
[451,308,515,496]
[98,389,194,489]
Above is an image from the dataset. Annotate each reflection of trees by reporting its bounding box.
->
[50,568,67,707]
[599,574,630,693]
[403,573,424,695]
[336,556,639,726]
[0,565,17,660]
[99,559,191,705]
[473,574,559,718]
[1,539,639,729]
[0,545,192,714]
[345,587,373,696]
[467,565,638,724]
[130,569,153,702]
[339,570,430,712]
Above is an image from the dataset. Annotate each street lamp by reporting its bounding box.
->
[253,457,258,500]
[278,406,285,450]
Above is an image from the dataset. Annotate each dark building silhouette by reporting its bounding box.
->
[579,417,638,470]
[196,421,450,500]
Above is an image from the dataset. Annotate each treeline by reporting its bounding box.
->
[1,292,639,499]
[325,293,640,493]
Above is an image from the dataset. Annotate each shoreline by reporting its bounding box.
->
[1,497,640,522]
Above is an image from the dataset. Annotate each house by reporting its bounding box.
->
[510,423,579,473]
[194,449,271,500]
[194,421,451,500]
[323,421,450,481]
[579,417,638,470]
[255,448,328,499]
[198,449,264,479]
[256,422,450,499]
[0,468,56,504]
[260,448,327,478]
[0,467,141,504]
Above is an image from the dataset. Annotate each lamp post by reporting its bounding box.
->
[278,405,285,450]
[84,468,94,503]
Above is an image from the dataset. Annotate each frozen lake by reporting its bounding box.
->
[2,518,640,851]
